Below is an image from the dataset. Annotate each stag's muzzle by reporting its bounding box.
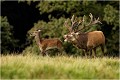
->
[64,35,68,42]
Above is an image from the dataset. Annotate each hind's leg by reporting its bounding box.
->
[41,50,46,56]
[58,47,65,56]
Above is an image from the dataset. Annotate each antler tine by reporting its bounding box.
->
[64,19,68,28]
[71,15,77,26]
[82,15,86,24]
[77,16,83,24]
[74,15,86,32]
[77,19,82,27]
[96,17,102,24]
[64,19,72,32]
[79,19,82,23]
[92,17,102,25]
[89,13,93,23]
[71,14,85,32]
[89,13,93,19]
[85,13,102,27]
[64,19,69,27]
[71,15,75,22]
[86,13,93,27]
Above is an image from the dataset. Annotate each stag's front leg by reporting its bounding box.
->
[89,49,92,58]
[84,49,88,58]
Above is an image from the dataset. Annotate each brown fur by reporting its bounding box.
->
[64,31,105,57]
[39,38,63,55]
[31,30,63,56]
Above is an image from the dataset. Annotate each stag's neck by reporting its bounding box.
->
[35,33,42,46]
[73,33,87,49]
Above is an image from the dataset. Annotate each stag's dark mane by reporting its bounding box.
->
[72,32,88,49]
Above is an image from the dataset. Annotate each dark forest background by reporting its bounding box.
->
[1,1,119,57]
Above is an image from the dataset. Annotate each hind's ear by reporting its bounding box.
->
[37,29,41,32]
[38,30,41,31]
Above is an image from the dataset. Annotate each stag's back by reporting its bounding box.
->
[87,31,105,48]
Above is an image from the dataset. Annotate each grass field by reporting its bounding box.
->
[1,54,119,79]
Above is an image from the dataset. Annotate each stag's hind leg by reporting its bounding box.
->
[100,44,104,57]
[93,48,96,58]
[89,49,92,58]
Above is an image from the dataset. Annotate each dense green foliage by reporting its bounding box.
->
[103,4,119,56]
[1,55,119,79]
[1,16,18,53]
[1,1,119,56]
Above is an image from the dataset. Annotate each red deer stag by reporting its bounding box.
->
[30,29,63,56]
[64,13,105,57]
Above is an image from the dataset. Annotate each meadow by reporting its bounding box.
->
[1,54,119,79]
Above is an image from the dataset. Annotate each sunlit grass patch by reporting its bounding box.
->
[1,54,119,79]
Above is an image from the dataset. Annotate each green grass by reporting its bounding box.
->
[1,54,119,79]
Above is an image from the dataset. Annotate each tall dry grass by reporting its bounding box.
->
[1,54,119,79]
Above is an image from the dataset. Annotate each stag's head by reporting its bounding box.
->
[30,29,42,37]
[64,32,77,42]
[63,13,102,42]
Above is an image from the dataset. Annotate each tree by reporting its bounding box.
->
[2,1,119,56]
[1,16,18,54]
[103,4,119,56]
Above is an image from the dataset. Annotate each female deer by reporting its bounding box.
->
[30,29,63,56]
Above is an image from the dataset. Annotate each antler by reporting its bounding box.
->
[85,13,102,27]
[71,15,83,31]
[64,13,102,33]
[64,19,72,32]
[64,15,83,32]
[75,13,102,32]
